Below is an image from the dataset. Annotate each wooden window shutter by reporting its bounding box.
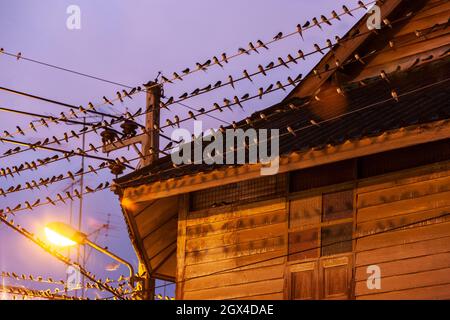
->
[290,262,318,300]
[322,189,354,221]
[320,256,352,299]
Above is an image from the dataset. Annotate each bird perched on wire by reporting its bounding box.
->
[103,96,114,106]
[256,40,269,50]
[238,47,250,55]
[278,57,289,69]
[248,42,259,54]
[243,70,252,82]
[314,44,324,55]
[212,56,223,68]
[273,32,283,40]
[228,75,235,89]
[343,5,354,17]
[321,15,332,26]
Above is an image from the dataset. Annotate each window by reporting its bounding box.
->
[288,188,354,262]
[287,184,355,300]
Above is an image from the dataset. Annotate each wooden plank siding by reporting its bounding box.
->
[178,198,288,300]
[354,164,450,299]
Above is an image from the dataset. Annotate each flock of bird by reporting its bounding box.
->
[0,1,384,299]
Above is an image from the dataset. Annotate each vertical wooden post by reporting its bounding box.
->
[142,82,161,166]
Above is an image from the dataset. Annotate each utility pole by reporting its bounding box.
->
[102,82,161,299]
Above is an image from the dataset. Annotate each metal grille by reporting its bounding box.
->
[190,174,287,211]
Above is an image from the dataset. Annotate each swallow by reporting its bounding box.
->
[326,39,333,48]
[278,57,289,68]
[343,5,354,17]
[287,126,296,136]
[391,89,399,102]
[228,75,235,89]
[287,76,296,87]
[258,87,264,99]
[65,192,74,201]
[188,111,197,120]
[249,42,259,54]
[358,1,367,9]
[310,119,320,127]
[321,15,332,26]
[122,90,132,99]
[213,80,222,88]
[197,107,205,113]
[211,56,223,68]
[173,72,183,81]
[287,54,297,65]
[16,126,25,135]
[102,96,114,106]
[213,103,223,112]
[241,93,250,100]
[273,32,283,40]
[174,115,180,127]
[294,73,303,82]
[331,10,341,21]
[181,67,190,74]
[233,96,243,109]
[85,186,94,193]
[276,81,285,91]
[71,130,80,139]
[383,18,393,28]
[32,199,40,207]
[16,52,22,60]
[196,62,207,72]
[354,53,365,64]
[25,201,33,210]
[56,194,66,204]
[314,43,324,55]
[89,143,98,153]
[238,47,250,55]
[221,53,228,64]
[29,122,37,132]
[256,64,267,76]
[190,88,200,95]
[178,92,188,99]
[95,183,104,190]
[296,24,304,40]
[116,91,123,103]
[243,70,252,82]
[312,17,322,30]
[201,84,212,91]
[265,61,275,69]
[265,84,274,93]
[298,50,305,60]
[74,189,82,199]
[88,165,97,175]
[256,40,269,50]
[203,59,211,67]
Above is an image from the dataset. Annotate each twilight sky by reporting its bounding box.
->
[0,0,365,299]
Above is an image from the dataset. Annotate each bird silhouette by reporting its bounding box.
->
[273,32,283,40]
[256,40,269,50]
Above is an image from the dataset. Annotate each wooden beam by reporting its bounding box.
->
[284,0,405,100]
[122,120,450,202]
[102,133,144,153]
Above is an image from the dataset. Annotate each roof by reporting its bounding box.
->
[116,56,450,188]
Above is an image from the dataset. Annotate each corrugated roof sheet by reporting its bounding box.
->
[115,57,450,188]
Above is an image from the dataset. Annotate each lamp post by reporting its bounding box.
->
[44,222,135,286]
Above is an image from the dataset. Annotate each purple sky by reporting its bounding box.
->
[0,0,365,299]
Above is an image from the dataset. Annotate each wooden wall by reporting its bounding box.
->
[175,161,450,300]
[177,198,288,300]
[354,161,450,299]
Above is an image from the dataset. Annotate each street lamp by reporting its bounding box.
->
[44,222,135,283]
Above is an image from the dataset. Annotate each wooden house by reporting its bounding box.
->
[114,0,450,299]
